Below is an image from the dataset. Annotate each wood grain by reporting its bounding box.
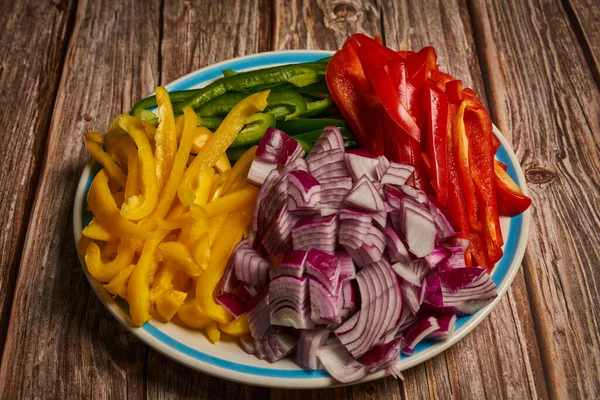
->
[145,1,273,397]
[0,0,77,356]
[0,0,160,398]
[469,0,600,398]
[564,0,600,84]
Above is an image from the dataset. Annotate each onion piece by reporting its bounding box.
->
[239,336,256,355]
[385,227,410,263]
[360,337,403,373]
[439,267,486,292]
[401,202,436,258]
[336,251,356,282]
[257,127,305,165]
[269,250,308,279]
[438,247,466,271]
[375,156,391,181]
[248,287,273,339]
[392,261,421,286]
[269,275,314,329]
[292,214,338,254]
[344,176,386,212]
[280,157,308,175]
[232,245,270,288]
[297,329,330,370]
[216,293,247,318]
[305,248,341,294]
[404,317,440,350]
[345,153,379,181]
[424,246,451,269]
[441,271,497,315]
[247,158,278,187]
[380,162,415,187]
[423,275,443,307]
[426,314,457,340]
[309,126,345,154]
[317,338,368,384]
[309,278,342,324]
[287,170,321,215]
[427,200,457,240]
[319,176,353,211]
[265,333,298,363]
[400,279,421,315]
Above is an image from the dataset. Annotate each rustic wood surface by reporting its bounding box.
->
[0,0,598,398]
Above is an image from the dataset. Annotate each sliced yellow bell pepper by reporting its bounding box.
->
[207,213,228,245]
[104,264,135,298]
[215,153,231,174]
[219,314,250,337]
[128,228,169,326]
[149,260,177,302]
[208,171,229,203]
[100,240,120,260]
[223,145,257,194]
[85,132,127,188]
[196,208,251,324]
[117,137,141,201]
[142,121,157,141]
[141,107,197,231]
[192,168,215,206]
[85,238,135,282]
[155,289,188,322]
[86,131,104,145]
[77,236,91,257]
[154,87,178,191]
[191,126,212,154]
[117,114,159,220]
[177,299,212,329]
[172,270,192,293]
[82,219,115,242]
[191,232,210,270]
[203,186,258,218]
[156,213,192,230]
[87,170,155,239]
[159,242,202,276]
[206,322,221,343]
[178,90,270,205]
[175,115,185,140]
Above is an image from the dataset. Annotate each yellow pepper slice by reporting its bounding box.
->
[177,299,212,329]
[202,186,258,218]
[191,232,210,270]
[141,106,197,231]
[196,208,251,324]
[156,213,192,230]
[117,115,159,220]
[85,132,127,188]
[154,87,178,191]
[77,236,91,257]
[86,131,104,145]
[223,145,257,194]
[100,240,120,259]
[175,115,185,140]
[178,90,270,205]
[215,153,231,174]
[128,229,169,326]
[82,219,115,241]
[155,289,187,322]
[117,137,141,201]
[172,270,192,293]
[150,261,177,302]
[159,242,202,276]
[104,264,135,298]
[85,238,135,282]
[208,171,229,203]
[191,126,212,154]
[219,314,250,337]
[206,322,221,343]
[207,213,228,245]
[87,170,155,239]
[192,168,215,206]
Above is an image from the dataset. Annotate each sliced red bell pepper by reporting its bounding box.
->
[354,41,421,142]
[496,160,508,171]
[326,40,385,155]
[406,47,438,88]
[467,230,490,272]
[445,80,463,103]
[445,103,470,240]
[463,101,504,263]
[351,33,400,60]
[421,82,449,206]
[494,160,532,216]
[396,50,414,59]
[453,100,482,232]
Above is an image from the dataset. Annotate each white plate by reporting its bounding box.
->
[73,50,531,389]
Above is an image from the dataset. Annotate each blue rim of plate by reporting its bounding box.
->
[74,50,529,384]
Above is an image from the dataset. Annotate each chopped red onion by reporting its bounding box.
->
[216,293,247,318]
[269,250,308,279]
[345,153,379,181]
[287,170,321,215]
[297,329,330,370]
[344,176,386,212]
[317,337,368,383]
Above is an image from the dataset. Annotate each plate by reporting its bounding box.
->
[73,50,531,388]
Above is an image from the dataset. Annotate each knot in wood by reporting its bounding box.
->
[333,3,357,20]
[525,167,556,184]
[364,383,377,396]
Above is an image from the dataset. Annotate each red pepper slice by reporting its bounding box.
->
[494,160,532,216]
[445,80,463,104]
[422,82,449,206]
[446,103,470,239]
[326,41,385,155]
[406,47,438,88]
[350,33,400,60]
[463,101,504,263]
[467,230,490,271]
[354,42,421,142]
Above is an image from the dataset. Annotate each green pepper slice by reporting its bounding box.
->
[230,113,275,148]
[275,118,346,135]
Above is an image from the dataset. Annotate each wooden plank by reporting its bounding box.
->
[378,1,549,399]
[0,0,77,355]
[469,0,600,398]
[0,0,161,398]
[144,1,273,397]
[563,0,600,83]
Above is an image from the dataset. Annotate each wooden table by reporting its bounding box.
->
[1,0,599,398]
